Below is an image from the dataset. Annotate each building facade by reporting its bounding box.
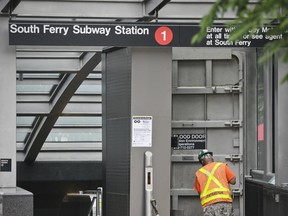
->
[0,1,287,216]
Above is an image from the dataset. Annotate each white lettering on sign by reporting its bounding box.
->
[215,39,233,46]
[266,34,283,40]
[235,40,251,46]
[43,25,69,36]
[115,25,149,35]
[10,24,40,34]
[249,28,261,34]
[178,134,206,140]
[224,26,236,32]
[73,25,111,36]
[173,133,206,150]
[207,26,222,33]
[262,26,272,33]
[205,25,282,47]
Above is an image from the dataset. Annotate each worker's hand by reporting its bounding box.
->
[229,177,236,185]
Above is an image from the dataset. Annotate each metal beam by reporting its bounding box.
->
[17,58,81,72]
[16,57,102,73]
[24,52,101,162]
[13,1,143,19]
[17,51,83,59]
[145,0,171,15]
[172,120,243,128]
[1,0,21,14]
[0,0,10,13]
[16,46,103,52]
[17,95,102,103]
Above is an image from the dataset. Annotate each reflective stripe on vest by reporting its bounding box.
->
[198,162,232,206]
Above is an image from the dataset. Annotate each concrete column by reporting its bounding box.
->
[103,47,172,216]
[129,47,171,216]
[275,50,288,186]
[0,17,16,187]
[0,17,33,216]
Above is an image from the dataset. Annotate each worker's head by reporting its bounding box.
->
[198,149,214,166]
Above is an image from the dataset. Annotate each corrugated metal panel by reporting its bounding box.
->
[103,48,132,216]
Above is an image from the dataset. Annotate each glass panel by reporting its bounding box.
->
[76,85,101,94]
[16,85,54,93]
[17,132,30,142]
[16,116,36,126]
[46,131,102,142]
[55,116,102,126]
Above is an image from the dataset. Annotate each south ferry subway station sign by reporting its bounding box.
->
[9,21,283,47]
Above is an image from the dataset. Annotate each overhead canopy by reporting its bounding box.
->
[2,0,254,162]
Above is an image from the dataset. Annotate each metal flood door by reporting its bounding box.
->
[171,48,244,216]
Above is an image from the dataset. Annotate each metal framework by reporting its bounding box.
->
[1,0,250,162]
[6,0,175,162]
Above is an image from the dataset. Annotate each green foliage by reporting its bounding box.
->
[192,0,288,83]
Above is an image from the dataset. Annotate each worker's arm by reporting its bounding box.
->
[225,164,236,185]
[229,177,236,185]
[194,175,201,196]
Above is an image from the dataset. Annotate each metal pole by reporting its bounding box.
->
[97,187,103,216]
[0,196,2,216]
[145,151,153,216]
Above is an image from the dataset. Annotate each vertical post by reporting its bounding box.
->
[275,51,288,186]
[0,196,2,215]
[0,16,16,188]
[145,151,153,216]
[0,17,33,216]
[97,187,103,216]
[130,47,171,216]
[263,55,273,180]
[103,47,171,216]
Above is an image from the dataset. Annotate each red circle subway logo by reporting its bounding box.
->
[154,26,173,45]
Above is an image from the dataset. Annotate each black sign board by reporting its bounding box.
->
[173,134,206,150]
[9,21,282,47]
[0,158,11,172]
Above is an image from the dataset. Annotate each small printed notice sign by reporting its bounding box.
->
[132,116,152,147]
[0,159,12,172]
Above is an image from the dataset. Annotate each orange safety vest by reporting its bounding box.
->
[196,162,232,207]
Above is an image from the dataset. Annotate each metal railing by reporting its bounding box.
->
[86,187,103,216]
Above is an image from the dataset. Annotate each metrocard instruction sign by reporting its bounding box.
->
[9,21,283,47]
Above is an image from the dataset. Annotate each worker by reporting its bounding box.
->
[194,149,236,216]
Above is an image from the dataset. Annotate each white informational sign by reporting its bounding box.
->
[132,116,153,147]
